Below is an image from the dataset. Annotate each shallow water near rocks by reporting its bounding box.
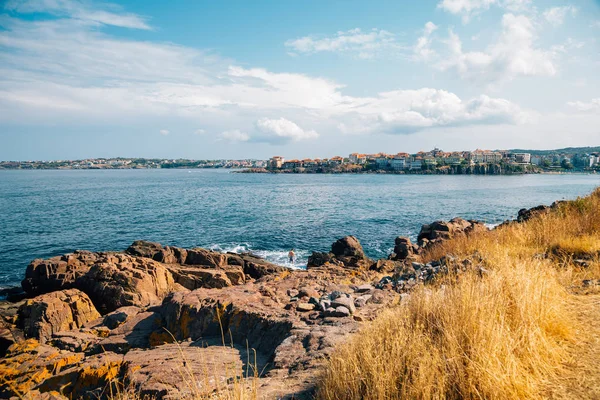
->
[0,169,598,287]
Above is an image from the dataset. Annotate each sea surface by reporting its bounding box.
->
[1,170,599,288]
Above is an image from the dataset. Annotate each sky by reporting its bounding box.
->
[0,0,599,161]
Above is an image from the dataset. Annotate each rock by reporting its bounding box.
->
[22,252,176,314]
[296,303,315,312]
[102,306,142,330]
[22,250,101,295]
[35,351,126,399]
[0,339,85,398]
[325,306,351,318]
[16,289,101,343]
[372,259,402,273]
[98,311,161,353]
[354,295,372,308]
[298,287,319,299]
[517,205,550,222]
[185,248,227,268]
[354,284,373,293]
[330,296,356,314]
[75,255,175,314]
[126,240,178,264]
[307,251,335,268]
[168,266,233,290]
[50,330,101,353]
[417,218,487,247]
[392,237,419,260]
[331,236,365,258]
[240,254,287,279]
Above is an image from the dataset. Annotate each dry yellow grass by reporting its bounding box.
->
[316,188,600,400]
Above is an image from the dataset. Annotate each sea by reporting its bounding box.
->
[0,169,598,288]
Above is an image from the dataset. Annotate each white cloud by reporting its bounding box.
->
[0,6,530,143]
[567,98,600,112]
[543,6,578,27]
[413,22,438,61]
[336,89,525,134]
[219,130,250,142]
[159,129,169,135]
[255,117,318,143]
[438,0,496,22]
[284,28,404,58]
[433,14,556,83]
[437,0,532,21]
[194,129,206,135]
[4,0,151,30]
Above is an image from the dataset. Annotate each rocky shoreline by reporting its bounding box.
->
[0,207,548,399]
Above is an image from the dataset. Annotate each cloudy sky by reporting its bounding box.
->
[0,0,599,160]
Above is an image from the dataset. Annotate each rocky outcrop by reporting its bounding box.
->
[16,289,101,343]
[1,229,493,399]
[21,242,289,315]
[308,236,373,269]
[389,237,420,261]
[417,218,487,247]
[75,255,175,314]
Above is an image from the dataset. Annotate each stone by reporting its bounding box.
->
[16,289,101,343]
[517,205,550,222]
[330,296,356,314]
[331,236,365,258]
[354,295,372,308]
[417,218,487,247]
[22,252,176,314]
[126,240,178,264]
[240,254,287,279]
[185,248,227,268]
[75,255,175,314]
[296,303,315,312]
[102,306,142,330]
[325,306,351,318]
[306,251,335,268]
[298,287,319,299]
[169,266,233,290]
[392,236,419,260]
[354,284,373,293]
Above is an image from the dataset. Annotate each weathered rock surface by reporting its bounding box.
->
[308,235,373,270]
[1,232,492,399]
[417,217,487,247]
[16,289,101,343]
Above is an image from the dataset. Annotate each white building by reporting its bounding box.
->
[514,153,531,164]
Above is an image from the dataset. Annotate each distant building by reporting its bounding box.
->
[375,155,390,169]
[530,155,543,166]
[390,158,407,170]
[268,156,285,169]
[513,153,531,164]
[410,159,423,170]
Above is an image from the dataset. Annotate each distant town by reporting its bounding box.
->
[262,147,600,174]
[1,147,599,174]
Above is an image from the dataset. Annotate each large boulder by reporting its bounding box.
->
[22,250,102,295]
[75,254,175,314]
[390,237,419,260]
[417,218,487,247]
[517,205,550,222]
[331,236,365,258]
[185,248,228,268]
[16,289,101,343]
[126,240,187,264]
[238,253,287,279]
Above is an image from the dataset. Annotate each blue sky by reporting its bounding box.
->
[0,0,599,160]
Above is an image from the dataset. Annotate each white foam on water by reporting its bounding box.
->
[208,243,308,270]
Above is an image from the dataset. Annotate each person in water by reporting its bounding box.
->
[288,249,296,263]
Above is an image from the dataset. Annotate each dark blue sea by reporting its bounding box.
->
[1,169,598,287]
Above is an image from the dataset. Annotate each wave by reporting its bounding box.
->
[208,243,309,270]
